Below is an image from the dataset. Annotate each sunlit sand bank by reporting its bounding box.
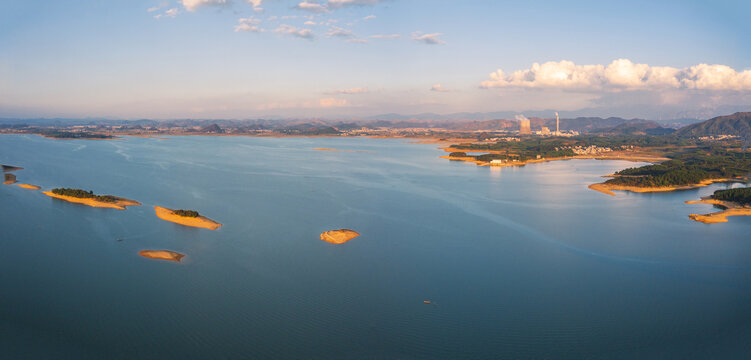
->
[17,184,41,190]
[139,250,186,262]
[686,198,751,224]
[320,229,360,244]
[42,191,141,209]
[589,179,737,196]
[154,206,222,230]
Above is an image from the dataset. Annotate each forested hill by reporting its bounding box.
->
[676,112,751,137]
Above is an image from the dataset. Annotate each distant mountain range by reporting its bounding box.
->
[675,112,751,137]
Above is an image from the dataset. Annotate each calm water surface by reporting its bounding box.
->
[1,135,750,359]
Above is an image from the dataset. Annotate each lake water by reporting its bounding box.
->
[1,134,750,359]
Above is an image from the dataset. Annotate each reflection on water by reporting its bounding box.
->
[0,134,750,359]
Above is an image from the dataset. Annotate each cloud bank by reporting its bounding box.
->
[480,59,751,91]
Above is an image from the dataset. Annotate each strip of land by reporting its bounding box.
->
[42,191,141,209]
[154,206,222,230]
[320,229,360,244]
[588,178,738,196]
[17,184,41,190]
[139,250,186,262]
[686,198,751,223]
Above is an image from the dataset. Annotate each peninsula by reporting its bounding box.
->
[139,250,186,262]
[42,188,141,209]
[1,164,23,172]
[320,229,360,244]
[687,188,751,223]
[154,206,222,230]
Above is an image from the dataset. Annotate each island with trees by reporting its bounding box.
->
[686,187,751,223]
[42,188,141,209]
[154,206,222,230]
[589,148,751,195]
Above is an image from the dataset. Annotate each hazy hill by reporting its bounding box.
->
[591,120,676,136]
[676,112,751,137]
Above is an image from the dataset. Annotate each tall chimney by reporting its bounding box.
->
[555,112,560,136]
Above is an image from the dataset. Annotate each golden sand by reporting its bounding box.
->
[313,148,341,151]
[17,184,41,190]
[320,229,360,244]
[154,206,222,230]
[42,191,141,209]
[686,198,751,224]
[588,179,736,196]
[139,250,185,262]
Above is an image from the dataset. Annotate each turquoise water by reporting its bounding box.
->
[1,134,750,359]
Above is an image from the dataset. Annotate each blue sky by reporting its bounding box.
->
[1,0,749,119]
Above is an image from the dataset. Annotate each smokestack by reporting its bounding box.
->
[555,112,560,136]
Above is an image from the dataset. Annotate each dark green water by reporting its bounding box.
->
[1,134,750,359]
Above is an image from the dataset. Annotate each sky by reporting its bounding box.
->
[1,0,750,120]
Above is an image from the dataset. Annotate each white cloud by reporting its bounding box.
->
[273,24,315,39]
[327,0,384,8]
[147,2,169,12]
[182,0,228,11]
[304,20,317,25]
[430,84,451,92]
[370,33,400,39]
[246,0,262,7]
[362,14,376,20]
[326,26,354,37]
[154,7,179,19]
[346,38,368,44]
[412,32,445,45]
[234,17,263,32]
[480,58,751,91]
[324,88,368,95]
[296,1,329,13]
[165,8,179,17]
[319,97,349,107]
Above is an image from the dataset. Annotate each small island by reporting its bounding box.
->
[320,229,360,244]
[154,206,222,230]
[17,184,41,190]
[1,164,23,172]
[686,187,751,223]
[42,188,142,209]
[139,250,186,262]
[3,173,17,185]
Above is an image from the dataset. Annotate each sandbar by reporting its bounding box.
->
[314,148,341,151]
[139,250,186,262]
[320,229,360,244]
[42,191,142,209]
[686,198,751,224]
[17,184,41,190]
[154,206,222,230]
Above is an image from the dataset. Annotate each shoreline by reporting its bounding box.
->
[685,197,751,223]
[42,191,142,209]
[154,206,222,230]
[588,178,742,196]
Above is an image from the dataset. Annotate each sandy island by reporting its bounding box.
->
[686,197,751,223]
[17,184,41,190]
[42,191,142,209]
[320,229,360,244]
[314,148,341,151]
[589,178,739,197]
[139,250,186,262]
[154,206,222,230]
